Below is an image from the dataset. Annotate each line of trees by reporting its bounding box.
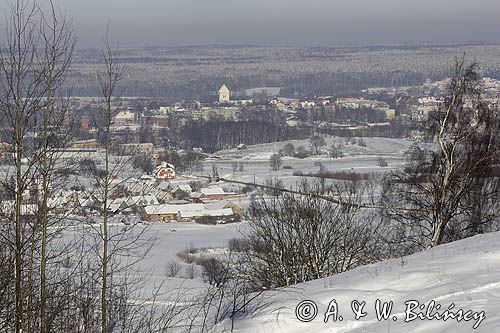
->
[0,1,77,331]
[0,2,191,332]
[180,119,310,152]
[0,2,272,332]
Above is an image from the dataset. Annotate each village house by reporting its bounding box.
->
[199,186,230,201]
[70,139,98,149]
[204,200,244,219]
[155,162,176,180]
[171,184,192,200]
[141,201,240,223]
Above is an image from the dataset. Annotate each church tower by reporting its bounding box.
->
[218,85,230,103]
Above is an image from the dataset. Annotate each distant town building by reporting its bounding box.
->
[81,115,89,130]
[141,114,169,128]
[218,85,230,103]
[201,107,240,120]
[70,139,98,149]
[113,110,136,126]
[119,143,154,155]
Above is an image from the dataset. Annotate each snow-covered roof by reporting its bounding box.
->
[204,200,234,210]
[157,181,171,191]
[180,208,233,218]
[114,110,135,120]
[126,195,159,207]
[48,197,67,208]
[144,203,205,216]
[143,203,234,219]
[167,200,190,205]
[191,192,202,199]
[178,184,192,192]
[200,186,225,196]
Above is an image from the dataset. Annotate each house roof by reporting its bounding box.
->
[205,200,233,210]
[181,208,233,218]
[114,110,135,120]
[178,184,192,192]
[200,186,225,196]
[143,203,234,219]
[167,200,190,205]
[144,203,205,216]
[157,181,171,191]
[126,195,159,207]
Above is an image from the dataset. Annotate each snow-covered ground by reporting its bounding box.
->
[62,219,245,304]
[216,137,413,158]
[56,137,499,332]
[140,221,243,278]
[194,137,413,190]
[228,231,500,333]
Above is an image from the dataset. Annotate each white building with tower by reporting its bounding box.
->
[218,85,230,103]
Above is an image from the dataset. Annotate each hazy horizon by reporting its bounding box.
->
[1,0,500,48]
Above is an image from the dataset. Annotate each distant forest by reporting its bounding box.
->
[68,44,500,100]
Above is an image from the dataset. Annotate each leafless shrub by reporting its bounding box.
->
[198,257,231,287]
[228,238,252,253]
[377,157,388,167]
[241,180,383,289]
[164,260,182,278]
[293,170,372,182]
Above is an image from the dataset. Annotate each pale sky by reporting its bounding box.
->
[3,0,500,48]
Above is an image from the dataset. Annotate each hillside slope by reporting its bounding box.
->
[230,232,500,332]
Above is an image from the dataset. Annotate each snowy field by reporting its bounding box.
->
[194,137,413,189]
[140,221,244,278]
[64,220,246,300]
[227,231,500,333]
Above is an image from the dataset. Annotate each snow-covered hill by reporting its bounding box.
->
[230,232,500,332]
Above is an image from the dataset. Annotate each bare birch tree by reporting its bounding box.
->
[382,59,500,251]
[96,26,123,333]
[0,1,46,330]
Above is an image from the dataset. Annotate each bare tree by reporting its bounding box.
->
[310,135,326,155]
[269,153,282,171]
[279,143,295,157]
[99,28,119,333]
[0,2,81,333]
[164,260,182,278]
[328,143,343,159]
[231,161,238,175]
[382,59,500,251]
[377,157,388,167]
[0,3,42,329]
[36,3,75,331]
